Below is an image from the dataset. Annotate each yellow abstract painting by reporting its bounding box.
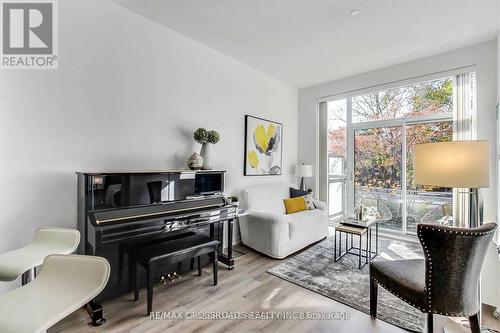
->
[244,115,282,175]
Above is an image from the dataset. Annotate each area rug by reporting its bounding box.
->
[267,236,425,332]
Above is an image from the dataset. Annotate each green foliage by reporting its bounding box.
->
[328,77,454,193]
[194,128,220,144]
[423,79,453,108]
[207,130,220,144]
[193,128,208,144]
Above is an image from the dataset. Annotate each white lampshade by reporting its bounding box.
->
[296,164,313,178]
[414,140,489,188]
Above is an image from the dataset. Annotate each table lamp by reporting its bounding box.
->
[414,140,489,228]
[296,164,313,191]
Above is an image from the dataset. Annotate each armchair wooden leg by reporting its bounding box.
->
[468,313,480,333]
[426,313,433,333]
[369,276,377,318]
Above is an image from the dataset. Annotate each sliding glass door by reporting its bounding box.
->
[354,126,403,231]
[405,121,453,233]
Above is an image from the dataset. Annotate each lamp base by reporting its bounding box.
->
[299,178,306,191]
[443,319,493,333]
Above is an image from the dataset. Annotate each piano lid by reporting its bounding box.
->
[81,171,225,211]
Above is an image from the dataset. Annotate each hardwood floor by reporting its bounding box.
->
[49,246,494,333]
[50,246,405,333]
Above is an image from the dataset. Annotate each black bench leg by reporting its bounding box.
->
[370,276,377,318]
[128,251,135,291]
[118,249,124,284]
[147,263,155,316]
[134,263,139,301]
[198,256,202,276]
[190,258,195,271]
[212,252,218,286]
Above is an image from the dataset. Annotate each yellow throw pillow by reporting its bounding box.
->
[284,196,307,214]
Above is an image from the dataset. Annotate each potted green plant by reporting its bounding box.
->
[194,128,220,170]
[228,195,239,208]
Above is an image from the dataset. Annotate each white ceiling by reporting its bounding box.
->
[114,0,500,88]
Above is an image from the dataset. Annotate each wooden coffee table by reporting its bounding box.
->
[333,220,379,269]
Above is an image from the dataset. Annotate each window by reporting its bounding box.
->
[327,99,347,217]
[405,121,453,233]
[352,78,453,123]
[325,74,464,235]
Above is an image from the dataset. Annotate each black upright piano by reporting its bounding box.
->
[76,170,236,305]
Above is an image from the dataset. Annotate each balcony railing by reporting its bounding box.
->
[355,187,452,234]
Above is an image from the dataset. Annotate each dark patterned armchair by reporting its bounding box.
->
[369,223,497,333]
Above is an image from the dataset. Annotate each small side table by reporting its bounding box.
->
[334,221,378,269]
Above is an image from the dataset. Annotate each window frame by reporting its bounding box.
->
[323,74,458,233]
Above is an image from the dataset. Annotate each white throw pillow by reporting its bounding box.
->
[303,194,315,210]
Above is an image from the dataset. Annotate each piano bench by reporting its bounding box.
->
[131,234,220,316]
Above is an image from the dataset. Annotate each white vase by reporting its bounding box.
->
[200,143,213,170]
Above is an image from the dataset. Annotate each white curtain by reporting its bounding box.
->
[453,72,477,227]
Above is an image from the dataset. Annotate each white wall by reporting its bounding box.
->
[496,28,500,313]
[498,34,500,100]
[0,0,298,293]
[498,31,500,100]
[299,40,499,306]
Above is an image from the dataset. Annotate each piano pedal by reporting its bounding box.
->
[159,274,175,285]
[163,273,176,282]
[159,272,181,285]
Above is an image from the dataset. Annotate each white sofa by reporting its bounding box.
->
[239,183,329,259]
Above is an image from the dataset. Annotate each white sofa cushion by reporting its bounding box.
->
[282,209,329,255]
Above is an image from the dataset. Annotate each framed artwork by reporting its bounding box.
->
[244,115,283,176]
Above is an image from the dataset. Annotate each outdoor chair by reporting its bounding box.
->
[421,203,453,226]
[360,197,393,223]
